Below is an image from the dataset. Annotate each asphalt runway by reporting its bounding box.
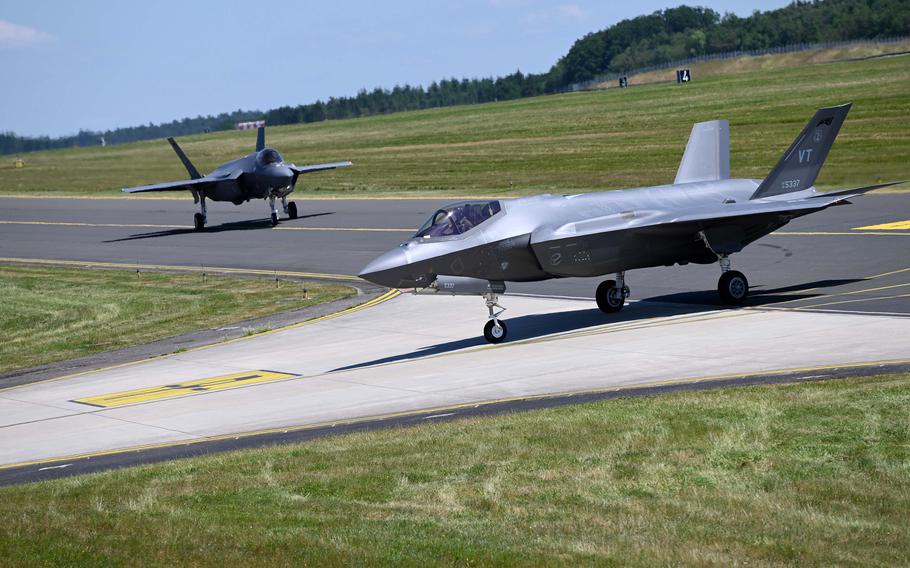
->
[2,194,910,314]
[1,193,909,483]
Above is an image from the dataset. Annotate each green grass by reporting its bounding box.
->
[1,56,907,198]
[0,264,354,373]
[2,374,909,566]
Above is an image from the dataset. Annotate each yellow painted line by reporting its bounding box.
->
[0,220,412,233]
[0,220,184,229]
[0,256,361,282]
[789,292,910,310]
[0,288,401,393]
[73,370,298,408]
[274,226,413,233]
[854,220,910,231]
[3,357,908,472]
[767,281,910,306]
[773,231,910,236]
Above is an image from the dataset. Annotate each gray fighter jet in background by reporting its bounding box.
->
[123,127,351,231]
[360,103,904,343]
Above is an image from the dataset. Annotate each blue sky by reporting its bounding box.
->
[0,1,790,137]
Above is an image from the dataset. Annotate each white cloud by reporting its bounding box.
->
[0,20,54,48]
[558,4,587,21]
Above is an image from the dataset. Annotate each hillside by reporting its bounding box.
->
[0,54,907,198]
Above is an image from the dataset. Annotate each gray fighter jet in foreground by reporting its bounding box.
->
[360,103,904,343]
[122,127,351,231]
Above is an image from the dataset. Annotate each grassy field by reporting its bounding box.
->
[1,374,908,566]
[0,55,907,198]
[0,264,353,373]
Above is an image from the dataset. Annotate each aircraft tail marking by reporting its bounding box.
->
[674,119,730,184]
[751,103,851,199]
[167,138,202,180]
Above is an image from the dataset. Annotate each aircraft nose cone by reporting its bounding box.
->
[359,247,410,288]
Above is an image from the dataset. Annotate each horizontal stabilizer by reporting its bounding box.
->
[809,180,907,199]
[674,119,730,184]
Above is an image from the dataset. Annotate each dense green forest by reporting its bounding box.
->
[2,0,907,155]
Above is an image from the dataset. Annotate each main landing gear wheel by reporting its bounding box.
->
[718,270,749,305]
[270,212,279,226]
[287,201,298,219]
[193,213,205,232]
[484,319,508,344]
[596,280,626,313]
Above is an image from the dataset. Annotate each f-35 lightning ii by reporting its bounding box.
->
[122,127,351,231]
[360,103,905,343]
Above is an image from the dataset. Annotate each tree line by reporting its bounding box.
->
[3,0,908,155]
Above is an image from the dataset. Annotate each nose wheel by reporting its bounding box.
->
[483,319,508,344]
[482,293,507,344]
[596,272,629,313]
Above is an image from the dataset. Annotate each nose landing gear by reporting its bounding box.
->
[268,196,280,226]
[482,293,507,344]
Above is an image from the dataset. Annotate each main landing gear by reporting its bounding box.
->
[482,292,508,344]
[716,255,749,305]
[596,271,629,313]
[193,195,207,232]
[282,196,298,220]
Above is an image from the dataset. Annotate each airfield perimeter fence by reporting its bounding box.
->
[561,35,910,93]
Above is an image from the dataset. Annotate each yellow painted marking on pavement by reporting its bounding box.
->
[773,231,910,236]
[274,226,413,233]
[0,256,360,282]
[767,281,910,307]
[73,370,297,408]
[3,357,908,472]
[0,287,400,393]
[0,220,184,229]
[788,292,910,310]
[854,220,910,231]
[0,220,412,233]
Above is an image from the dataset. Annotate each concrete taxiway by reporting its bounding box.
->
[1,193,909,483]
[2,291,909,483]
[2,194,910,315]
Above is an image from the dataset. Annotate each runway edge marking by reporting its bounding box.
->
[2,357,908,473]
[0,288,401,393]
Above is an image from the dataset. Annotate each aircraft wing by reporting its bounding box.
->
[534,186,902,257]
[291,161,353,175]
[121,177,215,194]
[122,169,242,195]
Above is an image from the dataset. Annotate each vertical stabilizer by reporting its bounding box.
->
[674,119,730,184]
[256,126,265,152]
[167,138,201,180]
[751,103,851,199]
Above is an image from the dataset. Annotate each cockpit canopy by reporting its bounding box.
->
[256,148,283,166]
[414,200,502,238]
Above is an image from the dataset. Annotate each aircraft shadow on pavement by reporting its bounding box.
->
[331,300,719,373]
[331,277,866,373]
[104,212,334,243]
[643,278,865,307]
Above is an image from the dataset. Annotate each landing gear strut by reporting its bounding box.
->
[482,293,507,344]
[596,271,629,313]
[193,195,207,232]
[268,196,279,226]
[282,196,298,220]
[716,255,749,305]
